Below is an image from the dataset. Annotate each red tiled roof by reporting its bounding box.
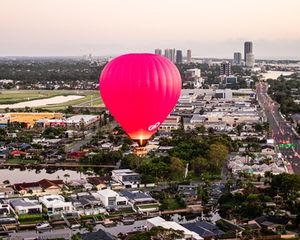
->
[87,176,111,185]
[10,150,27,156]
[14,179,63,191]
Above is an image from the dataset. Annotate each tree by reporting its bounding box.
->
[169,157,185,180]
[236,124,244,136]
[209,144,228,174]
[2,180,10,185]
[71,233,82,240]
[195,124,206,134]
[191,157,208,175]
[64,173,70,183]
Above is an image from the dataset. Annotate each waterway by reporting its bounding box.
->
[0,168,93,184]
[0,95,84,109]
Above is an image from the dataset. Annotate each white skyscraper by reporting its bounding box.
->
[154,48,162,55]
[245,53,255,68]
[164,48,176,63]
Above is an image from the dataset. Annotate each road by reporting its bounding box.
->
[256,81,300,173]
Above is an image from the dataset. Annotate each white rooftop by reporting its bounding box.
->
[147,216,203,240]
[66,115,98,124]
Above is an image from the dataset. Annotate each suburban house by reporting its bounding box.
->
[39,195,74,215]
[146,216,203,240]
[9,150,28,158]
[0,185,14,199]
[94,189,128,210]
[111,169,140,188]
[178,184,199,203]
[14,179,64,195]
[9,198,42,215]
[87,176,111,190]
[0,204,10,217]
[253,216,290,233]
[183,221,225,239]
[69,192,102,210]
[80,229,116,240]
[0,147,9,160]
[121,190,157,205]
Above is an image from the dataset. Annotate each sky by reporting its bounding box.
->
[1,0,300,59]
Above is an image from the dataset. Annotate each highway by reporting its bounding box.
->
[257,82,300,174]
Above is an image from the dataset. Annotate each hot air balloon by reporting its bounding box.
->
[99,53,182,146]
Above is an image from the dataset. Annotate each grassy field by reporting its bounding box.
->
[6,158,38,164]
[0,90,103,111]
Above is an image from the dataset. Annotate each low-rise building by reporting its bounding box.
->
[66,115,100,129]
[0,185,14,199]
[69,193,102,210]
[0,204,10,217]
[95,189,128,210]
[160,115,181,132]
[183,220,225,239]
[121,190,157,205]
[39,195,74,215]
[87,176,110,190]
[9,198,42,215]
[111,169,140,188]
[14,179,64,195]
[147,216,203,240]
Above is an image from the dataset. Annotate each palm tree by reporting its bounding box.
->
[2,180,10,185]
[64,173,70,183]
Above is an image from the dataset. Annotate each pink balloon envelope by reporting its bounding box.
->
[99,53,182,146]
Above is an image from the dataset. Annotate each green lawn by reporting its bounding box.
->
[109,208,135,216]
[18,213,44,224]
[6,158,38,164]
[160,198,184,210]
[137,204,160,209]
[0,90,103,112]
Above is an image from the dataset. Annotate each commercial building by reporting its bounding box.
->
[246,53,255,68]
[225,76,238,86]
[0,112,63,128]
[185,68,203,88]
[154,48,162,55]
[187,49,192,63]
[220,61,231,76]
[160,115,181,131]
[176,50,183,64]
[164,48,176,63]
[66,115,100,129]
[185,69,201,80]
[233,52,242,65]
[244,41,253,61]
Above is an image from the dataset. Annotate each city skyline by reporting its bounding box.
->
[1,0,300,59]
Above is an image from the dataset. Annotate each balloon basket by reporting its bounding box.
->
[133,147,148,156]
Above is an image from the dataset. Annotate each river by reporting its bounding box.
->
[0,168,94,184]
